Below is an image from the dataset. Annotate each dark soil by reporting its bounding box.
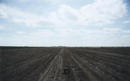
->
[0,47,130,81]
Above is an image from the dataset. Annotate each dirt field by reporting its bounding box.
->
[0,47,130,81]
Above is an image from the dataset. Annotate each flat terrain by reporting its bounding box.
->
[0,47,130,81]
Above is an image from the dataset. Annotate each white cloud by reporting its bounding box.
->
[6,29,56,46]
[0,4,53,27]
[0,5,8,19]
[45,0,127,26]
[1,27,129,46]
[18,0,65,5]
[19,0,32,2]
[0,0,127,27]
[123,20,130,24]
[0,3,66,27]
[56,5,80,24]
[0,25,5,30]
[73,0,126,25]
[40,0,63,5]
[0,0,129,46]
[47,0,127,26]
[79,0,127,25]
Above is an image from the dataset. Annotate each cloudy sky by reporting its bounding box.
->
[0,0,130,46]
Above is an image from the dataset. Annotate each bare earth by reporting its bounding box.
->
[0,47,130,81]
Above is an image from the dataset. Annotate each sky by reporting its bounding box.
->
[0,0,130,46]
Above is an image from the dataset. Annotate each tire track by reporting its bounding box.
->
[1,47,130,81]
[4,54,54,81]
[69,52,101,81]
[21,54,56,81]
[70,48,130,81]
[39,48,64,81]
[63,49,93,81]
